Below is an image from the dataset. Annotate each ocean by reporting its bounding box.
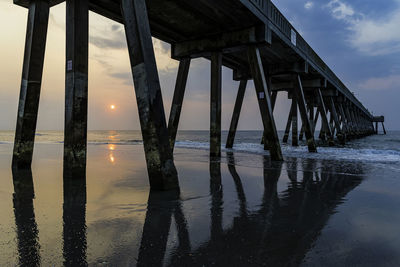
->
[0,130,400,266]
[1,130,400,163]
[1,130,400,170]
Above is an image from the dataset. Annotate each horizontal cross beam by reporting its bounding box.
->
[171,26,271,59]
[288,88,338,100]
[15,0,64,8]
[270,78,327,91]
[268,61,308,75]
[233,61,309,81]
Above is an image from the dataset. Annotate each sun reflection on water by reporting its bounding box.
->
[108,144,116,151]
[109,154,115,164]
[108,131,119,142]
[108,144,116,163]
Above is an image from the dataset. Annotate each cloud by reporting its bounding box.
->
[152,39,179,72]
[90,24,127,50]
[359,74,400,91]
[327,0,354,20]
[109,72,133,86]
[326,0,400,55]
[304,1,314,10]
[90,36,127,50]
[90,32,178,85]
[49,14,64,31]
[349,13,400,55]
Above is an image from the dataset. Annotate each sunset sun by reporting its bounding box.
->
[110,104,116,110]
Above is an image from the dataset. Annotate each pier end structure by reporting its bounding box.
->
[373,116,386,135]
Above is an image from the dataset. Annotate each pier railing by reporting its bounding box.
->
[248,0,371,117]
[249,0,269,15]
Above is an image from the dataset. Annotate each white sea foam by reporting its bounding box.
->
[174,141,400,164]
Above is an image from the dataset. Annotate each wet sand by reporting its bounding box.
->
[0,143,400,266]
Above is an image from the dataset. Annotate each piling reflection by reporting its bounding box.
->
[11,168,41,267]
[9,153,365,266]
[287,157,298,183]
[137,189,192,267]
[137,191,176,267]
[171,198,192,264]
[210,158,223,240]
[164,154,363,266]
[227,152,247,216]
[63,168,87,267]
[259,158,282,230]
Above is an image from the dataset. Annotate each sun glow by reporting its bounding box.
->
[110,104,116,110]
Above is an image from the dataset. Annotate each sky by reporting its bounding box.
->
[0,0,399,131]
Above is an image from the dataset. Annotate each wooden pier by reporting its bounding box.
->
[12,0,381,190]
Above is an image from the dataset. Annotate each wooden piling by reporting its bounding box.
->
[64,0,89,172]
[329,97,345,144]
[308,104,314,138]
[344,105,355,138]
[283,105,294,143]
[12,0,49,169]
[319,121,326,141]
[300,104,313,141]
[349,107,360,136]
[316,89,334,146]
[168,58,191,151]
[121,0,179,190]
[338,104,348,138]
[299,124,305,141]
[313,109,320,134]
[271,91,278,111]
[210,52,222,157]
[226,80,247,149]
[291,96,299,147]
[261,91,278,145]
[294,76,317,152]
[371,120,375,134]
[370,121,375,134]
[329,112,335,136]
[352,109,361,135]
[248,45,283,161]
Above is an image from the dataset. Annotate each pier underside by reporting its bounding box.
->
[12,0,379,190]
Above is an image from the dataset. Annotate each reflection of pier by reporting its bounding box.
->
[11,168,41,267]
[11,168,88,267]
[63,169,87,267]
[138,154,364,266]
[12,0,379,190]
[10,153,364,266]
